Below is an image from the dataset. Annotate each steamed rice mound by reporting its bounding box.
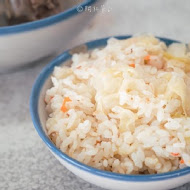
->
[45,36,190,174]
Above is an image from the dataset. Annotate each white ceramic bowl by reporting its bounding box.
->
[0,0,101,72]
[30,36,190,190]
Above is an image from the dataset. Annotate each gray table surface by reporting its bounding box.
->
[1,0,190,189]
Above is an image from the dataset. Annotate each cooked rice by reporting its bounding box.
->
[45,35,190,174]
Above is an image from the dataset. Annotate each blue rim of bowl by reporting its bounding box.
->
[0,0,96,35]
[30,35,190,182]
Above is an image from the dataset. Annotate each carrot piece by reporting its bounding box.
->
[64,97,71,102]
[180,159,185,164]
[144,55,151,64]
[61,97,71,113]
[129,63,135,68]
[144,55,150,61]
[171,152,180,156]
[61,106,68,113]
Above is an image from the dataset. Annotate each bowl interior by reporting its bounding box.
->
[30,35,190,181]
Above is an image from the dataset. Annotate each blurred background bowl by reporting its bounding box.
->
[0,0,101,72]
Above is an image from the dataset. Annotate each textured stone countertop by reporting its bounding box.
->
[1,0,190,189]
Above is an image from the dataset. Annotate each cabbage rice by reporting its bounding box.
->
[45,36,190,174]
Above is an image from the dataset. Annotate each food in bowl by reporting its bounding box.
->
[44,35,190,175]
[27,0,61,20]
[1,0,83,26]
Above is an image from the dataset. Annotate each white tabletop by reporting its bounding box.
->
[1,0,190,189]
